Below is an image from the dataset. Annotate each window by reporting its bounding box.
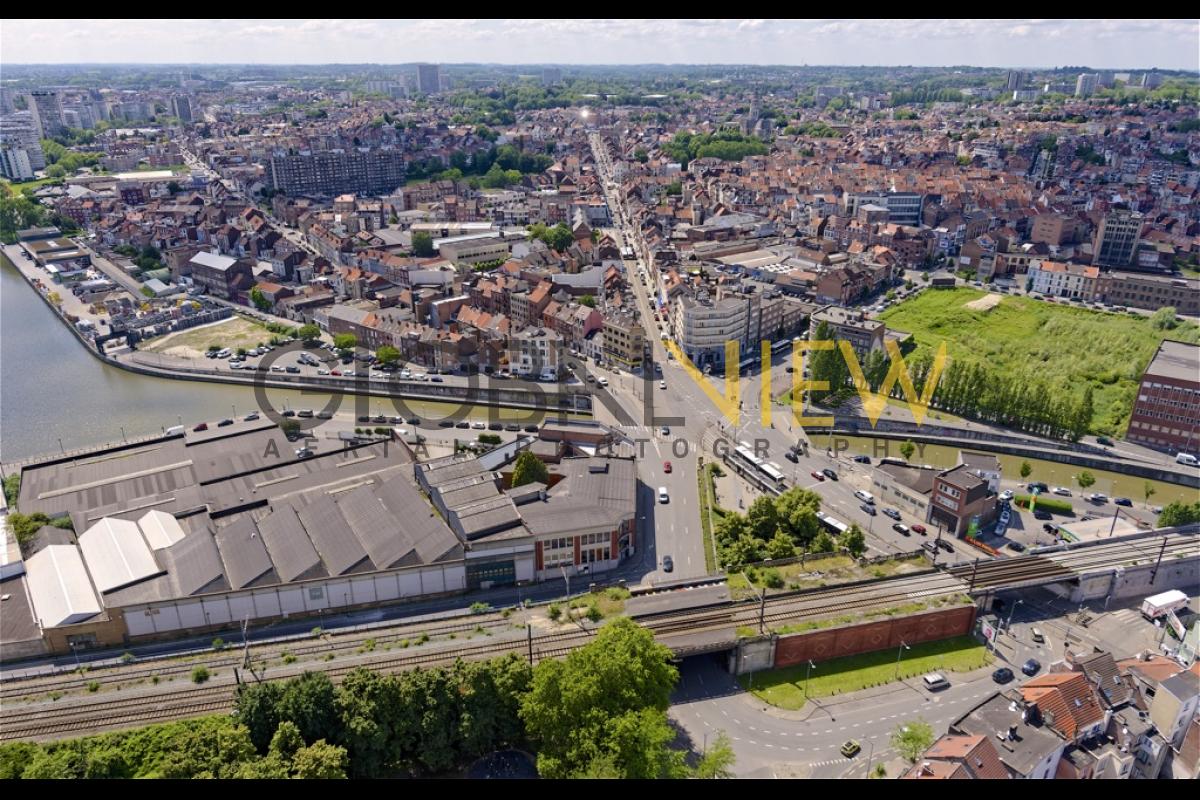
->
[308,587,325,601]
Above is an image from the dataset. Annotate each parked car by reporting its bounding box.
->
[853,455,871,464]
[922,673,950,691]
[892,523,910,536]
[810,470,825,482]
[218,418,234,427]
[662,555,673,572]
[1114,497,1133,507]
[488,422,503,431]
[911,524,927,536]
[504,423,520,432]
[294,448,314,459]
[822,468,838,481]
[1007,541,1026,552]
[785,450,799,463]
[193,422,209,432]
[438,420,454,428]
[663,462,672,474]
[861,503,877,516]
[882,507,902,520]
[1033,510,1053,521]
[524,425,539,433]
[992,668,1014,684]
[854,490,875,504]
[1052,487,1072,496]
[317,411,333,420]
[1022,659,1042,676]
[938,539,955,553]
[999,489,1014,502]
[1087,493,1109,503]
[456,421,470,429]
[1028,482,1049,494]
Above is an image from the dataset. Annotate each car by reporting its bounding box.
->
[785,450,799,463]
[882,507,902,520]
[892,523,910,535]
[1052,486,1072,496]
[343,370,357,377]
[658,487,670,504]
[330,370,341,376]
[218,418,234,427]
[992,668,1015,684]
[1033,510,1053,521]
[660,426,670,436]
[938,539,955,553]
[271,364,286,373]
[524,425,539,433]
[1007,541,1026,552]
[1022,659,1041,677]
[373,415,387,423]
[407,417,421,426]
[853,490,875,504]
[1028,482,1049,494]
[472,421,486,430]
[504,423,520,432]
[438,420,455,428]
[911,524,927,535]
[1096,436,1114,447]
[243,412,260,422]
[861,503,877,516]
[810,470,825,482]
[358,416,371,423]
[840,740,862,758]
[317,411,333,420]
[1043,523,1058,534]
[285,366,301,374]
[922,673,951,691]
[456,421,470,429]
[488,422,504,431]
[922,541,939,555]
[1114,497,1132,507]
[822,468,838,481]
[317,368,330,376]
[663,461,672,473]
[662,555,673,572]
[294,448,314,459]
[853,455,871,464]
[1087,492,1109,503]
[430,376,444,383]
[193,422,209,432]
[999,490,1014,502]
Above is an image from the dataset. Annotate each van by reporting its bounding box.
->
[598,377,609,387]
[1177,453,1199,467]
[1030,628,1045,644]
[922,673,950,691]
[165,425,185,436]
[854,490,875,504]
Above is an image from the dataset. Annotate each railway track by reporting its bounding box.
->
[4,531,1194,742]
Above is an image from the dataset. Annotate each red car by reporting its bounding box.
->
[811,470,825,482]
[663,461,672,473]
[193,422,208,432]
[912,524,927,535]
[330,370,341,376]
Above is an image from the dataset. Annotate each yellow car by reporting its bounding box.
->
[840,740,862,758]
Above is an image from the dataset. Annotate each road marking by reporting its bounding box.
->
[749,740,758,746]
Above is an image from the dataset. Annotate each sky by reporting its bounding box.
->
[2,19,1197,70]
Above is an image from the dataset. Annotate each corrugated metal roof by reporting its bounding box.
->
[138,509,186,550]
[25,545,102,628]
[256,503,323,582]
[212,516,275,589]
[296,495,371,576]
[78,517,162,594]
[161,530,228,597]
[375,474,461,563]
[336,484,414,570]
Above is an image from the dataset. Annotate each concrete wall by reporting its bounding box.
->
[1064,555,1200,604]
[772,604,978,668]
[731,635,776,674]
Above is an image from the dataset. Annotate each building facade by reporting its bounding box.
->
[1126,340,1200,454]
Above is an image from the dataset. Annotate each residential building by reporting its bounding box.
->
[1075,73,1099,98]
[1100,272,1200,316]
[187,251,254,301]
[902,734,1010,779]
[952,691,1067,779]
[0,145,34,181]
[602,312,645,373]
[809,305,885,357]
[509,327,563,377]
[1027,260,1102,300]
[929,463,997,537]
[672,288,759,369]
[1126,339,1200,454]
[541,67,562,86]
[0,114,46,170]
[417,64,441,95]
[169,95,193,123]
[1093,209,1142,269]
[268,148,406,197]
[27,90,64,139]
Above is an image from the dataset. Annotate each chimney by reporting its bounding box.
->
[1008,725,1018,741]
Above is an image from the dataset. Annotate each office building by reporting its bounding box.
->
[1126,340,1200,455]
[1092,209,1142,268]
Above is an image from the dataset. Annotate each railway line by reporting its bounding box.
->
[2,530,1195,742]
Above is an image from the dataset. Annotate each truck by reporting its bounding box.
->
[1141,590,1189,620]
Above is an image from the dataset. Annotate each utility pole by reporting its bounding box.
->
[527,623,534,666]
[1150,535,1168,584]
[968,557,980,592]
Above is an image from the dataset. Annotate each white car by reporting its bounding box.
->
[999,490,1014,502]
[317,369,330,376]
[1052,486,1072,497]
[854,490,875,504]
[659,380,667,390]
[658,487,670,504]
[472,421,486,430]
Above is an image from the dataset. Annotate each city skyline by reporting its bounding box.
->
[2,19,1198,70]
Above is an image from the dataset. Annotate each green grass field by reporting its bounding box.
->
[879,288,1199,435]
[740,635,990,710]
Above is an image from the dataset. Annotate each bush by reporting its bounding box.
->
[311,627,323,639]
[282,652,297,664]
[585,604,603,623]
[86,681,100,693]
[211,638,225,651]
[762,568,784,589]
[548,603,563,621]
[191,666,209,684]
[1013,494,1073,514]
[470,602,490,615]
[120,652,135,664]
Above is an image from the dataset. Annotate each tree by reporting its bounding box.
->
[297,324,321,346]
[899,440,916,461]
[290,740,348,779]
[5,511,51,555]
[411,231,435,257]
[774,487,822,547]
[1019,461,1032,480]
[333,333,357,352]
[1158,501,1200,527]
[276,671,338,746]
[1143,481,1157,508]
[841,524,867,558]
[746,495,780,541]
[811,531,836,554]
[236,682,285,752]
[520,617,681,778]
[891,720,935,763]
[376,345,400,366]
[579,294,596,308]
[765,530,796,560]
[693,731,736,778]
[250,286,270,311]
[1076,471,1096,490]
[510,450,549,488]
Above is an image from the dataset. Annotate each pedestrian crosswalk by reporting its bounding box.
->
[1110,608,1142,623]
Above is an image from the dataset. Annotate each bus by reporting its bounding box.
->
[733,445,787,489]
[816,511,849,536]
[760,462,787,484]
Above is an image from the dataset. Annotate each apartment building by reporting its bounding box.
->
[809,305,885,357]
[268,148,406,197]
[1027,260,1102,300]
[602,312,645,373]
[1100,272,1200,316]
[509,327,563,377]
[929,463,997,537]
[672,289,760,369]
[1093,209,1143,269]
[1126,339,1200,454]
[843,191,924,226]
[27,90,64,139]
[187,251,254,300]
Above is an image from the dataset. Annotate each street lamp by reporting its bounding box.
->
[805,659,816,697]
[894,640,910,680]
[1006,599,1023,634]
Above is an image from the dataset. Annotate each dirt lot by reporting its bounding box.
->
[142,317,273,360]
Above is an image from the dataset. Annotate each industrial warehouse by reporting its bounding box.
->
[0,420,638,660]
